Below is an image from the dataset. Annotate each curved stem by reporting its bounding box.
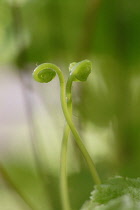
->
[33,63,101,184]
[36,63,101,184]
[60,78,101,185]
[57,73,101,185]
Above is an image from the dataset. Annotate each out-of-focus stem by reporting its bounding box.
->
[0,163,37,210]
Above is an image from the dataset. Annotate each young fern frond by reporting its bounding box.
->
[60,60,96,210]
[33,61,101,210]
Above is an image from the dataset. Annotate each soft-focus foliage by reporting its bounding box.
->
[81,177,140,210]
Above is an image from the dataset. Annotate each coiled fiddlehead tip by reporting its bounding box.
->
[32,64,56,83]
[69,59,92,82]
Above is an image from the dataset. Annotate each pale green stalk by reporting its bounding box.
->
[58,68,101,185]
[60,124,71,210]
[61,66,101,210]
[60,79,73,210]
[33,63,101,183]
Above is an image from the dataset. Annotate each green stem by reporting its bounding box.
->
[33,63,101,209]
[60,124,71,210]
[33,64,101,207]
[57,70,101,185]
[60,79,73,210]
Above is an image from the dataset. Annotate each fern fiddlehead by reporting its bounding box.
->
[33,61,101,210]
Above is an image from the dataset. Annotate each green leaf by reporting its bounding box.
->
[81,176,140,210]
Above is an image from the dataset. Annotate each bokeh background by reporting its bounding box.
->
[0,0,140,209]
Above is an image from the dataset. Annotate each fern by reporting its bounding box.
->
[81,176,140,210]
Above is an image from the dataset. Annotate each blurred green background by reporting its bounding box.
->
[0,0,140,209]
